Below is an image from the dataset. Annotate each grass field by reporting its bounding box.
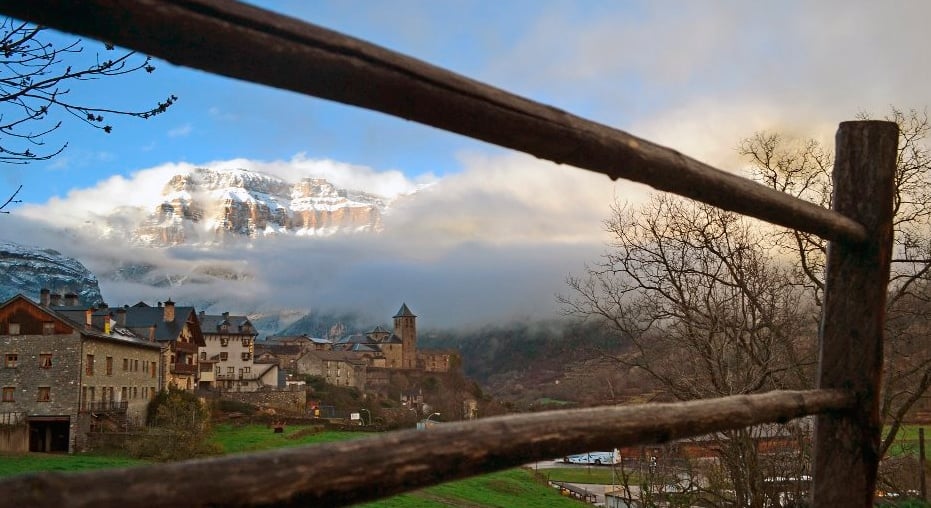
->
[888,425,930,459]
[0,453,144,477]
[210,423,360,454]
[0,424,587,507]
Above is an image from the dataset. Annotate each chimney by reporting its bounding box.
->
[164,299,175,322]
[40,288,50,307]
[149,324,156,341]
[50,294,61,307]
[85,308,92,327]
[64,293,78,306]
[222,311,229,319]
[116,308,127,327]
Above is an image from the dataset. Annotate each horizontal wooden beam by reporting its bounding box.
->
[0,0,868,244]
[2,389,854,508]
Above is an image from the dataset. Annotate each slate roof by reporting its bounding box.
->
[0,294,160,350]
[347,343,380,353]
[119,304,203,344]
[393,303,416,318]
[335,333,373,345]
[199,312,255,335]
[302,350,369,365]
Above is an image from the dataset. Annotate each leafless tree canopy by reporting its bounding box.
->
[741,107,931,457]
[560,195,816,507]
[0,18,176,164]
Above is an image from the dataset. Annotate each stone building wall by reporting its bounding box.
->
[0,332,82,451]
[82,337,162,425]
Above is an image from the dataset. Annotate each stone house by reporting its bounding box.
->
[294,350,369,391]
[197,311,278,391]
[294,304,459,392]
[0,292,162,453]
[110,300,204,391]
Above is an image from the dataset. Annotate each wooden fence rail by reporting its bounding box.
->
[0,0,867,245]
[3,390,852,508]
[0,2,900,506]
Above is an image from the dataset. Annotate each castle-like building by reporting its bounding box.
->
[278,303,457,392]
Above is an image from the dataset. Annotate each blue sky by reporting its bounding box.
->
[6,1,930,206]
[3,1,931,324]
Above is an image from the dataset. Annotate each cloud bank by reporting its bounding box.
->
[5,152,623,328]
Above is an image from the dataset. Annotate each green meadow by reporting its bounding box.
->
[0,424,587,507]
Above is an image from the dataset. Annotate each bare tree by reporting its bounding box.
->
[739,107,931,458]
[561,194,816,507]
[0,18,176,211]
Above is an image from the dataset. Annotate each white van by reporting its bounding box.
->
[562,449,620,465]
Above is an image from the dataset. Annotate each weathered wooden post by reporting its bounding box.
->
[812,120,898,506]
[920,427,927,501]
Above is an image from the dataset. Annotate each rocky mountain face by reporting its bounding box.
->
[0,240,103,306]
[131,168,387,246]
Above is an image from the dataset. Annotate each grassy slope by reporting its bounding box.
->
[0,454,144,476]
[0,424,586,507]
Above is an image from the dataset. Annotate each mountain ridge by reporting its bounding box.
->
[71,167,394,247]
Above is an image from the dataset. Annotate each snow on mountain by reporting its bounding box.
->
[0,240,103,305]
[84,167,391,246]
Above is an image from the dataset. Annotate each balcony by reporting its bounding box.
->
[172,341,197,354]
[216,373,257,381]
[81,401,128,413]
[170,363,197,375]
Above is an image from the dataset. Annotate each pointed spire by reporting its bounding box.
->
[393,303,416,318]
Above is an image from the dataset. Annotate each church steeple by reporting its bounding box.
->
[393,303,417,369]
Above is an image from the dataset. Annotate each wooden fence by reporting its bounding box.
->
[0,1,899,506]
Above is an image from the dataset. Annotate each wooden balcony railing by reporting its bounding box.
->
[169,363,197,375]
[80,401,129,413]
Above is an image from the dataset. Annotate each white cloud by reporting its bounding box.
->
[167,124,193,138]
[6,151,624,327]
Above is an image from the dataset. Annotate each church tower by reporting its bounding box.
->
[394,303,417,369]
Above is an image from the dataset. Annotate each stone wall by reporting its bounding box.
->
[0,332,82,452]
[217,389,306,415]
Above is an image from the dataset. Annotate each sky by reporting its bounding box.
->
[2,1,930,328]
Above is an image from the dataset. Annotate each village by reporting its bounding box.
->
[0,289,464,454]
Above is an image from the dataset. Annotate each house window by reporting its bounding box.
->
[86,354,94,376]
[215,366,220,375]
[120,387,127,401]
[199,351,206,361]
[134,360,139,372]
[241,352,251,361]
[37,387,50,402]
[106,356,113,375]
[4,353,17,368]
[89,386,95,402]
[133,387,137,399]
[2,387,13,402]
[227,366,235,374]
[39,354,52,369]
[123,358,128,371]
[220,338,229,347]
[243,366,251,374]
[242,338,251,347]
[220,352,228,361]
[7,323,19,335]
[42,322,55,335]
